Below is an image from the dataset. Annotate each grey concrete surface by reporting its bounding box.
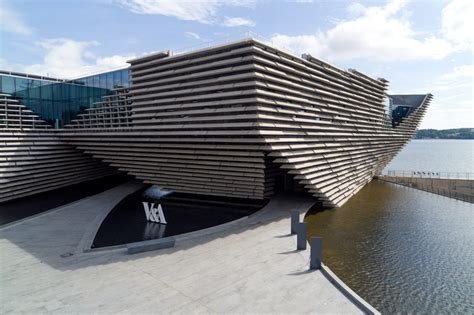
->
[0,181,372,314]
[127,237,176,254]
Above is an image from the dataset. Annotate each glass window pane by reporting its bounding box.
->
[1,76,15,94]
[99,74,107,89]
[52,83,62,101]
[113,71,121,88]
[121,69,129,87]
[40,83,53,100]
[93,86,100,99]
[28,99,39,116]
[106,72,113,89]
[93,75,99,88]
[15,78,29,99]
[29,80,41,99]
[45,100,53,122]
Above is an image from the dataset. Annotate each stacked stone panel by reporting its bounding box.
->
[58,39,430,206]
[1,39,431,206]
[0,94,119,202]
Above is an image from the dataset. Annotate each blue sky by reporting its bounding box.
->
[0,0,472,129]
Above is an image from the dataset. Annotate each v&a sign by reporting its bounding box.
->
[142,202,167,224]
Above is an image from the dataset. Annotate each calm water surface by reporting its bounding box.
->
[385,139,473,173]
[93,186,265,248]
[305,140,474,314]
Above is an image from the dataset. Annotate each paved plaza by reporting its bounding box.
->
[1,181,371,314]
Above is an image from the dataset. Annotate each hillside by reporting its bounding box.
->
[415,128,474,139]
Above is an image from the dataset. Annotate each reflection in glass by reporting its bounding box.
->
[0,68,131,127]
[1,76,15,94]
[106,72,113,89]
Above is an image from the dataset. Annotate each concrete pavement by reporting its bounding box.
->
[0,181,375,314]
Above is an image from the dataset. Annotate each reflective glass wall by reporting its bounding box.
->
[0,68,130,127]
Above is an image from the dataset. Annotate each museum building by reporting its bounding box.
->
[0,38,431,207]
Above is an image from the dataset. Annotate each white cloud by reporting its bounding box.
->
[425,64,474,93]
[418,63,473,128]
[0,1,32,35]
[185,31,201,40]
[419,108,473,129]
[287,0,314,3]
[118,0,256,24]
[441,0,474,52]
[222,16,255,27]
[347,2,366,16]
[20,39,134,79]
[271,0,459,61]
[118,0,219,23]
[440,65,474,80]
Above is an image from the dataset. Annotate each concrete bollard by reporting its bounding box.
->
[310,237,322,270]
[296,222,307,250]
[290,210,299,235]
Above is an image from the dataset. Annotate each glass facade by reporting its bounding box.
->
[0,68,130,127]
[392,106,411,126]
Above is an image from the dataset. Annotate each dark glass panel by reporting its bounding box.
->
[93,75,99,88]
[121,69,129,87]
[79,85,85,102]
[99,74,107,89]
[113,71,121,88]
[84,85,92,105]
[80,93,88,110]
[69,84,76,99]
[29,80,41,99]
[41,99,52,120]
[106,72,113,89]
[95,87,101,99]
[62,103,71,126]
[1,76,15,94]
[62,83,69,102]
[52,100,60,126]
[15,78,29,99]
[52,83,63,101]
[40,83,53,100]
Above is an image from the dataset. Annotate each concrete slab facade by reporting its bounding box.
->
[0,93,119,203]
[0,38,431,207]
[62,39,431,207]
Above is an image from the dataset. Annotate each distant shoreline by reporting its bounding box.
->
[415,128,473,140]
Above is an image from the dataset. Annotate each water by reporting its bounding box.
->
[0,174,130,225]
[305,139,474,314]
[93,186,265,248]
[305,181,473,313]
[385,139,473,174]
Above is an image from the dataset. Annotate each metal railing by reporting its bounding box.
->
[379,176,473,203]
[383,170,474,180]
[423,185,474,203]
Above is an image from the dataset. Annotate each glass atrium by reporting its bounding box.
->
[0,68,130,128]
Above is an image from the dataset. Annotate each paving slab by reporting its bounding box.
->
[0,181,375,314]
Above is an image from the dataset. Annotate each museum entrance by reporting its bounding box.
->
[264,155,307,197]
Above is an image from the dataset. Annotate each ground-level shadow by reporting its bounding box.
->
[0,182,316,272]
